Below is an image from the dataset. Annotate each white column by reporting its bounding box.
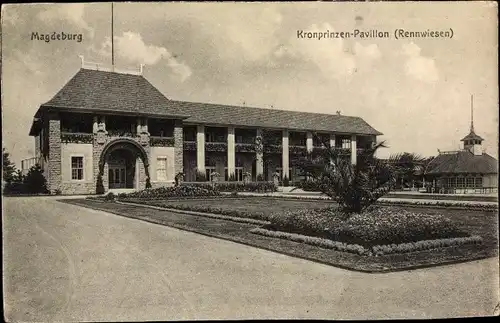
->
[329,134,336,165]
[306,131,313,153]
[143,118,148,134]
[93,116,99,133]
[282,129,289,179]
[256,128,264,179]
[196,125,205,173]
[351,134,357,165]
[136,117,142,134]
[227,127,235,179]
[329,134,336,149]
[101,116,106,132]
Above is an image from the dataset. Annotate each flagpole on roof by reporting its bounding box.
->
[111,2,114,71]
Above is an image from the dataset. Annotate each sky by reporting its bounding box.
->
[1,2,498,167]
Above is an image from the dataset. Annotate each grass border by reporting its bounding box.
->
[251,227,484,256]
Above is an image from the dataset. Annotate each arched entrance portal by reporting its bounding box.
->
[97,139,150,193]
[108,149,136,189]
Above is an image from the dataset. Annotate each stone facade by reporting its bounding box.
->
[47,113,62,193]
[173,120,184,176]
[38,112,373,194]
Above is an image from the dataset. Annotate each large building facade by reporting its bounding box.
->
[29,65,382,195]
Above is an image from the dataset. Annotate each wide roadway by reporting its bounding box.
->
[3,196,499,321]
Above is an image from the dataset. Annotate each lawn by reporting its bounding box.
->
[120,197,336,221]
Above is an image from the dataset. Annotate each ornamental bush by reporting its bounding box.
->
[119,185,221,199]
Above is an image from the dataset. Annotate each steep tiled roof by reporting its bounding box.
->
[40,68,189,118]
[169,100,382,135]
[35,68,382,135]
[425,150,498,174]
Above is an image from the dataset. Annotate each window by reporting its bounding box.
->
[341,139,351,149]
[456,177,465,188]
[475,177,483,188]
[225,167,244,181]
[157,157,167,181]
[466,177,475,188]
[71,157,84,180]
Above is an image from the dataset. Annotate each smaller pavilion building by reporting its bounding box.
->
[424,103,498,194]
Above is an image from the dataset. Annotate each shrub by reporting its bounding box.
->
[54,189,62,195]
[23,165,49,194]
[145,177,152,189]
[105,192,116,201]
[196,171,207,182]
[119,184,221,199]
[282,176,290,187]
[174,172,185,186]
[181,181,277,193]
[96,174,105,195]
[256,174,265,181]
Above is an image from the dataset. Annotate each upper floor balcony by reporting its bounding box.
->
[59,113,178,147]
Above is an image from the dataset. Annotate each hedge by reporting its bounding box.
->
[181,181,277,193]
[251,227,483,256]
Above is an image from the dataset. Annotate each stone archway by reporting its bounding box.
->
[96,138,150,193]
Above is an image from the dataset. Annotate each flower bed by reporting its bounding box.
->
[266,206,472,248]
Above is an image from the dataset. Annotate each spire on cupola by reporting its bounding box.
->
[461,94,484,155]
[470,94,475,133]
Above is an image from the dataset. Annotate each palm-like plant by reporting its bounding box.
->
[293,135,395,214]
[387,152,427,189]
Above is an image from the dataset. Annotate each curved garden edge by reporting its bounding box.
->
[116,200,270,226]
[250,227,485,257]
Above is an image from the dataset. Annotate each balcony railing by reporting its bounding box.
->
[150,136,175,147]
[264,144,282,154]
[235,143,255,153]
[289,145,307,155]
[106,129,137,137]
[61,132,93,144]
[183,141,196,151]
[206,142,227,152]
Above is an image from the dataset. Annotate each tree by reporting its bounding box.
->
[2,148,17,184]
[23,164,48,194]
[292,134,395,214]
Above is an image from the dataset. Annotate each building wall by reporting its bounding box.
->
[60,143,94,195]
[483,174,498,188]
[47,113,62,193]
[150,146,176,186]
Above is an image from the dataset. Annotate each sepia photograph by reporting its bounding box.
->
[1,1,499,321]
